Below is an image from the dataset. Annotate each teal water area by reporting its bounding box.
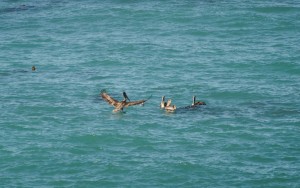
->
[1,1,300,187]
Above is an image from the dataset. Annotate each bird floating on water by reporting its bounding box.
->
[192,96,206,106]
[161,95,206,112]
[182,96,206,109]
[160,96,177,112]
[101,90,149,112]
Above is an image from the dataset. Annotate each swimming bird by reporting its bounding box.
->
[32,66,36,71]
[162,98,176,112]
[192,96,206,106]
[160,96,173,108]
[182,96,206,109]
[101,90,149,112]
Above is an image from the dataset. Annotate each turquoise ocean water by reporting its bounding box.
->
[1,0,300,187]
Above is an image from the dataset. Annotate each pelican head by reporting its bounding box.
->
[192,96,196,105]
[122,91,130,101]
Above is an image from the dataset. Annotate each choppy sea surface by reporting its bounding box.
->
[1,0,300,187]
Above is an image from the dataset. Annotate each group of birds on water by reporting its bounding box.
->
[160,95,206,112]
[30,66,206,113]
[100,90,206,113]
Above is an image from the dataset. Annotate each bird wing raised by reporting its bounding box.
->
[124,94,152,107]
[166,99,172,107]
[101,91,119,107]
[124,99,147,107]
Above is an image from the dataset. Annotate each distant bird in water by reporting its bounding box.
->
[192,96,206,106]
[161,95,206,112]
[182,96,206,109]
[160,96,172,108]
[160,96,176,112]
[32,66,36,71]
[101,90,149,112]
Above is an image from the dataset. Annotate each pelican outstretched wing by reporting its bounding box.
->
[124,95,152,107]
[101,90,119,107]
[124,99,147,107]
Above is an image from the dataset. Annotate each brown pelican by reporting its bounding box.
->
[32,66,36,71]
[101,90,149,112]
[161,98,176,112]
[192,96,206,106]
[160,97,172,108]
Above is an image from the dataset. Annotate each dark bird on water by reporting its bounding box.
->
[101,90,149,112]
[192,96,206,106]
[182,96,206,109]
